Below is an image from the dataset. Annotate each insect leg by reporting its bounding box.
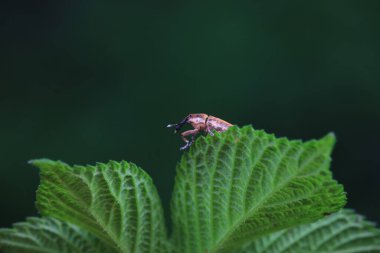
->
[206,127,215,136]
[180,129,199,150]
[205,118,214,136]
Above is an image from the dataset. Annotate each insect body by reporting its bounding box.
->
[167,113,233,150]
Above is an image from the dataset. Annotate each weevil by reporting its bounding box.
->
[167,113,233,150]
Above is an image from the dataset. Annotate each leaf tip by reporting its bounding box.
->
[28,159,68,170]
[317,132,337,154]
[324,132,337,143]
[28,158,54,167]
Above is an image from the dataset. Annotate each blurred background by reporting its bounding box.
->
[1,0,379,229]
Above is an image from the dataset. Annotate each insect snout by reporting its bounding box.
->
[167,116,189,133]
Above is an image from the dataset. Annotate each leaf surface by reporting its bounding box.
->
[0,217,116,253]
[171,126,346,253]
[31,159,168,253]
[240,209,380,253]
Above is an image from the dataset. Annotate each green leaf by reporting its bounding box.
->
[30,159,168,253]
[0,217,116,253]
[239,209,380,253]
[171,126,346,253]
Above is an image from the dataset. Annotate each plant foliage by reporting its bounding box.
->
[239,209,380,253]
[31,159,168,253]
[171,126,346,253]
[0,126,378,253]
[0,217,116,253]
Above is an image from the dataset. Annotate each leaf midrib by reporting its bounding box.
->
[51,168,123,252]
[210,142,326,253]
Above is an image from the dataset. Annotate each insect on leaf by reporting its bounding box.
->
[171,125,346,253]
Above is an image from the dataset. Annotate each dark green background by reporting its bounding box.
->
[1,0,380,229]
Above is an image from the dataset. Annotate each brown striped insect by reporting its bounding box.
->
[167,113,233,150]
